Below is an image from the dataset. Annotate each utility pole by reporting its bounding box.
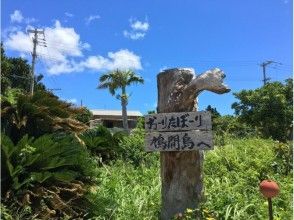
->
[260,61,282,86]
[27,28,46,95]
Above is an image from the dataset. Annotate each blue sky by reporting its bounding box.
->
[2,0,293,115]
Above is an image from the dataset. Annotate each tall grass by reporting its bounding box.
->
[86,137,292,219]
[88,160,161,220]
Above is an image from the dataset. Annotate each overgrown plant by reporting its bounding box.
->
[1,134,99,219]
[79,125,126,162]
[1,90,87,143]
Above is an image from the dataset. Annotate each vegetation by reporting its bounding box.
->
[1,43,46,94]
[84,138,292,220]
[75,106,93,125]
[79,125,126,162]
[1,133,99,219]
[1,89,87,143]
[232,79,293,141]
[1,44,292,219]
[98,69,144,130]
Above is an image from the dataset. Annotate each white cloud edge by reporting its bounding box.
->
[10,10,23,23]
[10,10,37,24]
[65,12,74,17]
[4,20,143,75]
[85,14,100,25]
[123,18,150,40]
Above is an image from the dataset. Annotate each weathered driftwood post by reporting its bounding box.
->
[154,68,230,219]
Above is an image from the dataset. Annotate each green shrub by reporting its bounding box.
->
[79,125,126,162]
[1,90,87,143]
[1,133,98,193]
[118,127,159,166]
[1,133,100,219]
[203,138,293,219]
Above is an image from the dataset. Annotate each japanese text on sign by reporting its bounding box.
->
[145,111,211,132]
[145,130,213,152]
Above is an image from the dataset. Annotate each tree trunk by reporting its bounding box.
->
[121,86,129,131]
[157,68,230,220]
[158,68,202,220]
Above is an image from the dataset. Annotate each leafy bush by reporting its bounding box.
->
[1,133,98,193]
[1,133,99,219]
[213,115,257,146]
[75,106,93,124]
[79,125,126,162]
[119,127,159,166]
[1,90,87,143]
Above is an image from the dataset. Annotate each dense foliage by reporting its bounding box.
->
[232,79,293,141]
[77,137,292,220]
[1,90,87,143]
[79,125,126,162]
[1,134,99,219]
[75,106,93,124]
[1,49,97,219]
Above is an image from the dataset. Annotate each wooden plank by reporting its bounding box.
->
[145,130,213,152]
[144,111,211,132]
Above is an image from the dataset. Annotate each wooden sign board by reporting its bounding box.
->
[145,111,211,132]
[144,111,213,152]
[145,130,213,152]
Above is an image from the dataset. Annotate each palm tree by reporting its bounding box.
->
[98,69,144,131]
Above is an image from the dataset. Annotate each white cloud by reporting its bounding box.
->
[5,31,32,53]
[81,49,142,71]
[25,18,37,24]
[10,10,23,23]
[85,15,100,25]
[123,30,146,40]
[130,19,149,31]
[123,18,150,40]
[5,20,85,61]
[65,12,74,17]
[4,20,142,75]
[10,10,37,24]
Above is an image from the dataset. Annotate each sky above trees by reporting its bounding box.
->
[2,0,292,114]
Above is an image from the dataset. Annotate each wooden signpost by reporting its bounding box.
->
[145,68,230,220]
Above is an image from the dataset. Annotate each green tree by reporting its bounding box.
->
[205,105,221,120]
[1,43,46,94]
[98,69,144,131]
[232,79,293,141]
